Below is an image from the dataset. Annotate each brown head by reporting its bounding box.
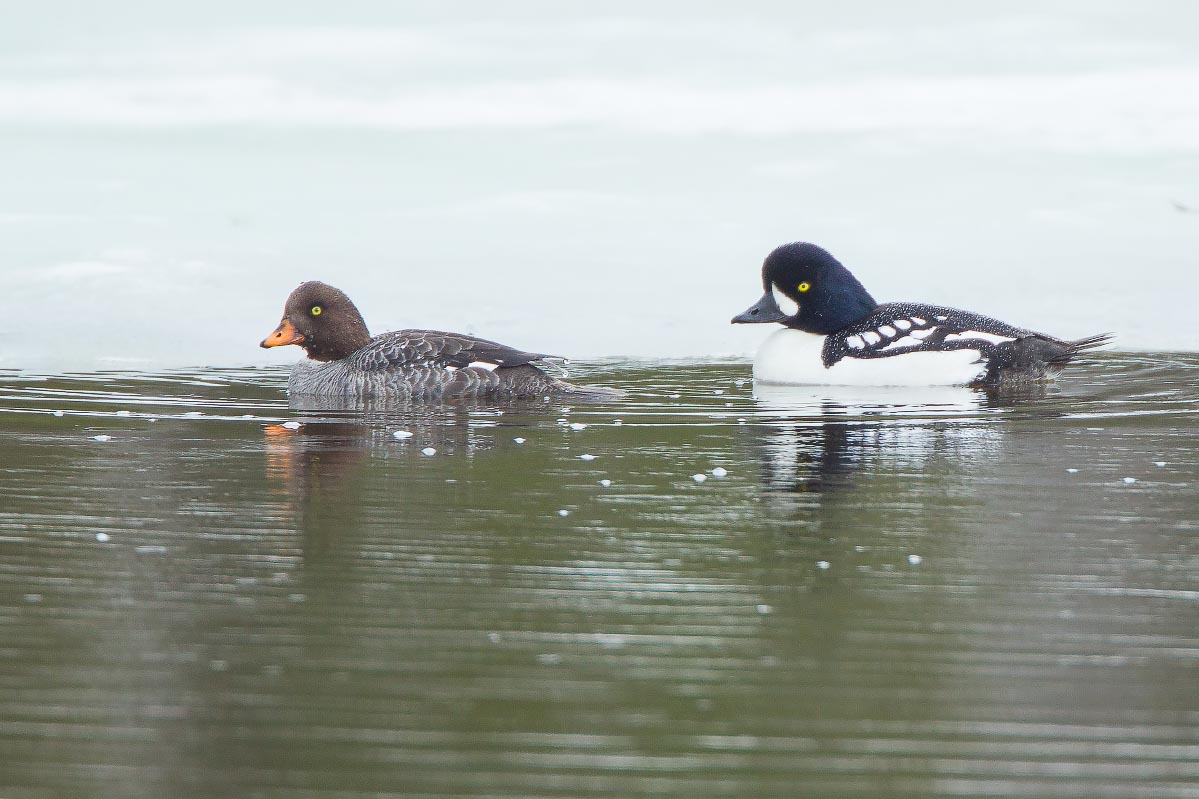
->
[260,281,372,361]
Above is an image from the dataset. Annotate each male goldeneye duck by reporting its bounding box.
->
[261,281,612,399]
[731,242,1111,388]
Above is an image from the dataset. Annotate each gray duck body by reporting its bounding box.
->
[286,329,573,399]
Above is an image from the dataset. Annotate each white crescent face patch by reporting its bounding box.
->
[771,283,800,317]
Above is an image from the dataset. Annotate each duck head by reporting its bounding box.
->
[732,242,878,334]
[260,281,372,361]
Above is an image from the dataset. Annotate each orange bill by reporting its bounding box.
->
[260,317,304,348]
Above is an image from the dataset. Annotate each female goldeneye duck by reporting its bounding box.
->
[731,242,1112,387]
[261,281,610,399]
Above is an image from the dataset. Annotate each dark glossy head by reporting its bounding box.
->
[731,242,878,334]
[260,281,372,361]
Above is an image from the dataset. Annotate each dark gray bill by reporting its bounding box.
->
[731,291,790,324]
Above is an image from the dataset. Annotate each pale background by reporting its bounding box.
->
[2,1,1197,370]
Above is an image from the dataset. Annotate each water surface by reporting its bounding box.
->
[1,355,1197,797]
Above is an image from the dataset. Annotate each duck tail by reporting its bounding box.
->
[1049,332,1114,366]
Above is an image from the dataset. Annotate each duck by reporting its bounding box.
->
[732,242,1111,388]
[261,281,610,399]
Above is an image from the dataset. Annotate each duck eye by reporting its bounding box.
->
[797,282,811,293]
[311,305,322,316]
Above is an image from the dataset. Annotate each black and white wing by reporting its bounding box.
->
[821,303,1037,367]
[351,330,559,373]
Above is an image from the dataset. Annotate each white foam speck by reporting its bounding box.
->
[241,414,255,419]
[557,509,570,517]
[578,453,596,461]
[816,560,830,570]
[613,419,623,426]
[95,532,110,543]
[52,410,65,417]
[1066,468,1079,473]
[599,479,612,487]
[907,554,923,565]
[569,422,587,431]
[854,545,865,552]
[1122,476,1137,484]
[691,473,707,483]
[1153,461,1167,467]
[392,430,413,439]
[116,410,132,416]
[756,604,772,615]
[714,389,724,395]
[91,434,112,442]
[513,437,526,444]
[281,421,301,430]
[184,411,202,418]
[711,467,728,478]
[669,393,681,399]
[421,447,437,456]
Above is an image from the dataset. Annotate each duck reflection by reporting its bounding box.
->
[263,397,573,551]
[746,383,1004,495]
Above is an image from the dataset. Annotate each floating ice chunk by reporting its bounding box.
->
[513,437,526,444]
[711,467,728,478]
[569,422,587,431]
[281,421,301,430]
[1122,476,1137,484]
[1066,468,1079,474]
[557,509,571,517]
[691,473,707,483]
[714,389,724,395]
[92,434,112,442]
[907,554,923,565]
[599,479,612,487]
[116,410,131,417]
[95,532,110,543]
[392,430,414,439]
[52,410,64,417]
[816,560,830,570]
[421,447,437,456]
[578,453,596,461]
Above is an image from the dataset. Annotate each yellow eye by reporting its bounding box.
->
[797,282,811,293]
[311,306,322,316]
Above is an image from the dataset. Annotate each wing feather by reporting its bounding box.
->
[348,330,558,373]
[822,303,1040,367]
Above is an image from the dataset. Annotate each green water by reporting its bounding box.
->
[1,356,1197,798]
